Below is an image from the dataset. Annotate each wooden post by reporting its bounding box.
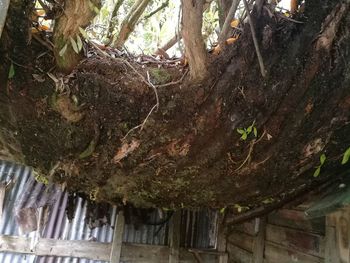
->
[0,182,6,222]
[253,217,266,263]
[324,209,350,263]
[109,210,125,263]
[217,215,228,263]
[169,211,181,263]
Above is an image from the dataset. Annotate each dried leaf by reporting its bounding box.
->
[230,19,240,28]
[226,36,239,45]
[113,140,140,163]
[212,45,221,55]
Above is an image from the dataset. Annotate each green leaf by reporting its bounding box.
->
[253,127,257,137]
[320,154,326,165]
[220,207,226,214]
[246,125,252,134]
[70,37,79,54]
[78,27,88,39]
[241,133,247,140]
[8,63,15,79]
[59,43,68,57]
[76,35,83,52]
[313,166,321,177]
[237,128,245,135]
[93,6,100,14]
[342,147,350,165]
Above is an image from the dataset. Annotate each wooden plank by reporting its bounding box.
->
[227,242,253,263]
[217,216,228,263]
[253,217,266,263]
[0,235,210,263]
[230,221,256,236]
[325,209,350,263]
[264,242,323,263]
[268,209,325,234]
[110,211,125,263]
[0,182,6,221]
[169,211,181,263]
[0,235,111,261]
[265,223,325,258]
[227,230,254,252]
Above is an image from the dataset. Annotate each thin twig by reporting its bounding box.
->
[122,104,157,140]
[143,0,169,20]
[235,130,266,171]
[146,71,159,111]
[242,0,266,78]
[155,69,188,88]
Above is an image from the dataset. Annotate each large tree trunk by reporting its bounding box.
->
[1,0,350,215]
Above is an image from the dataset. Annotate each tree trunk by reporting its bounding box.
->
[1,0,350,214]
[181,0,208,81]
[53,0,100,73]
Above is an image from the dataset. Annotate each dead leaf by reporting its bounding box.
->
[113,139,140,163]
[212,45,221,55]
[230,19,240,28]
[226,36,239,45]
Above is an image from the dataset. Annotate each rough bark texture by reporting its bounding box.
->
[1,0,350,215]
[112,0,152,49]
[53,0,100,73]
[218,0,232,28]
[181,0,209,81]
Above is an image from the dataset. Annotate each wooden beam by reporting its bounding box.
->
[0,234,219,263]
[253,217,266,263]
[216,216,228,263]
[0,235,111,261]
[110,210,125,263]
[169,211,181,263]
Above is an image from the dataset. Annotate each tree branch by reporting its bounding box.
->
[218,0,241,44]
[112,0,152,49]
[106,0,124,42]
[242,0,266,77]
[0,0,10,38]
[143,0,169,20]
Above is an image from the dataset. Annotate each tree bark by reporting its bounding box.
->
[53,0,100,73]
[105,0,124,43]
[112,0,152,49]
[181,0,208,81]
[1,0,350,214]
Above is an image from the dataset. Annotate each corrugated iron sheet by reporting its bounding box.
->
[0,161,217,262]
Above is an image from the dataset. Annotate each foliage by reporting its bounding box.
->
[342,147,350,165]
[313,153,326,177]
[237,121,257,140]
[8,63,15,79]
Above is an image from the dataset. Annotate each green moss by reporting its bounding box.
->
[149,68,171,85]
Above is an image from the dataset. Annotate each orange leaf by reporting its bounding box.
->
[212,45,221,55]
[226,36,239,45]
[230,19,240,28]
[113,139,140,163]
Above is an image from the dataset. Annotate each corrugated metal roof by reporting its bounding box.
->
[0,161,217,262]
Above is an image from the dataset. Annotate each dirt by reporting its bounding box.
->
[3,2,350,214]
